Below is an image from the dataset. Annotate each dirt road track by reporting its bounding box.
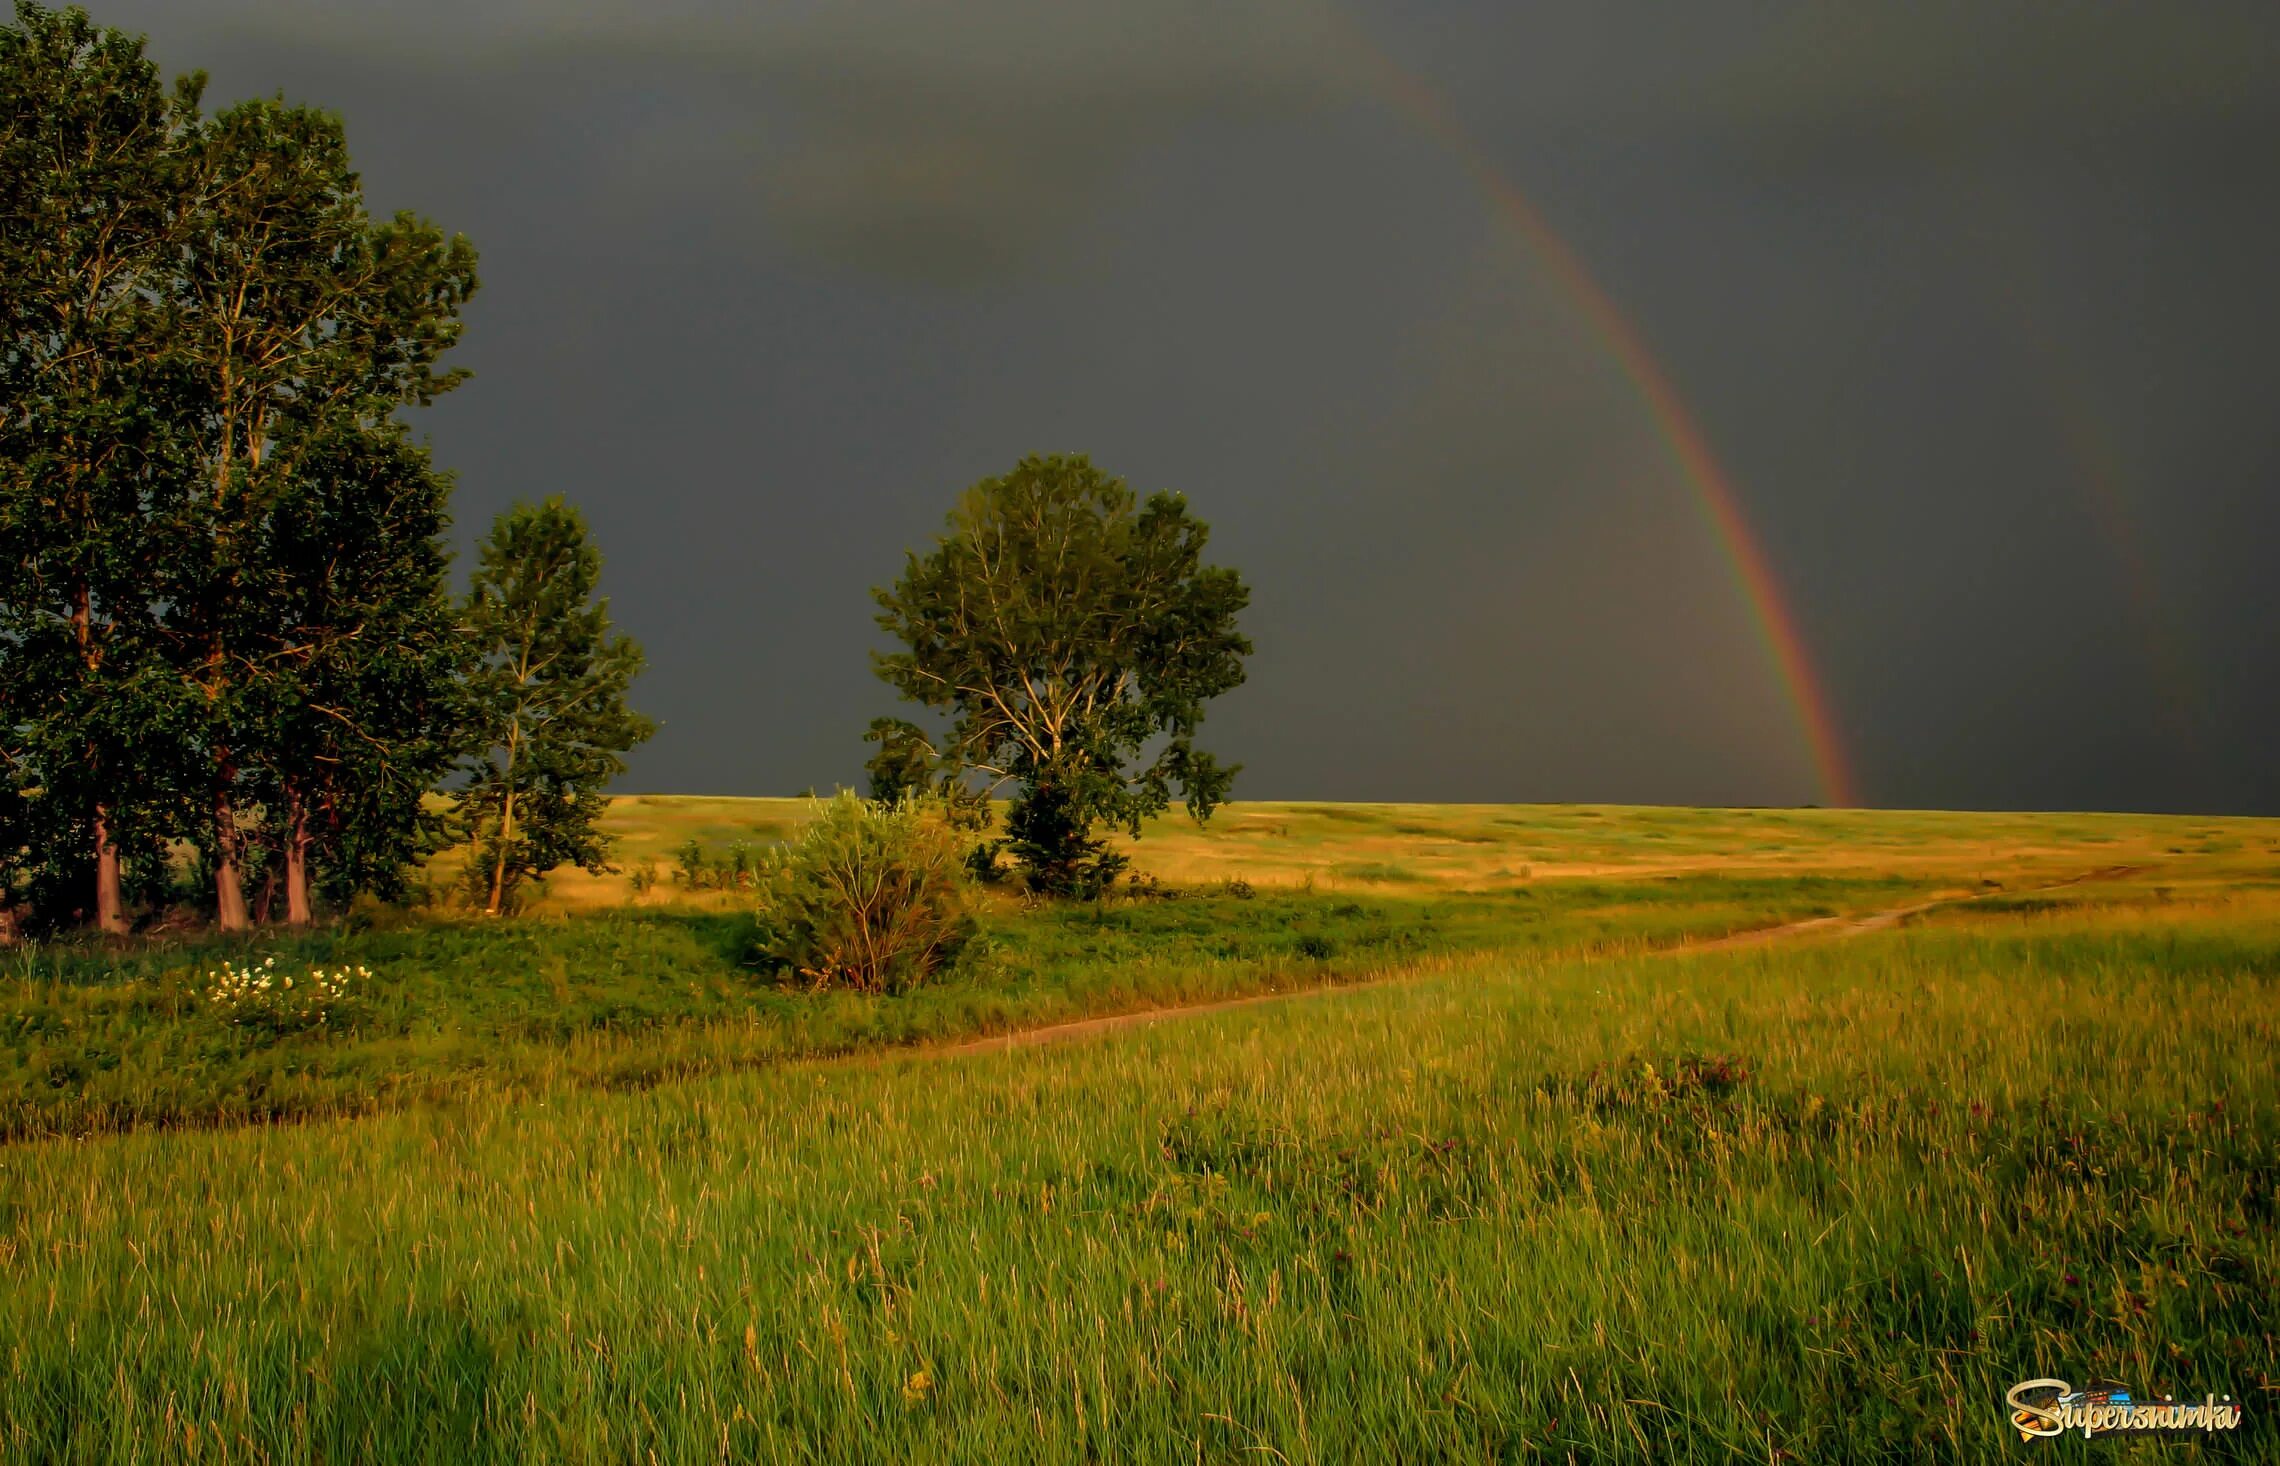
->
[934,865,2145,1059]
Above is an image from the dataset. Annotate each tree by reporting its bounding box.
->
[872,453,1250,895]
[164,94,475,930]
[243,425,463,923]
[0,4,474,935]
[458,499,654,916]
[0,1,202,933]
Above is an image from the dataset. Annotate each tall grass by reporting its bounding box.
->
[1,900,2272,1462]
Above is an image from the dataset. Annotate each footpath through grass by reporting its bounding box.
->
[0,897,2273,1462]
[0,873,1933,1141]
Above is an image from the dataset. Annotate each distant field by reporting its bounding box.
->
[511,794,2279,910]
[3,799,2276,1461]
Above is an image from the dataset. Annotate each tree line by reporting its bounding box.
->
[0,3,652,936]
[5,2,1256,937]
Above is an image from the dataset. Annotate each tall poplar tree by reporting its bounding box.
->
[167,95,474,929]
[458,499,654,916]
[0,2,200,933]
[244,425,463,923]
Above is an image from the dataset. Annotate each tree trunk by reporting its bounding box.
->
[284,785,313,927]
[213,789,250,933]
[77,577,127,934]
[92,805,128,936]
[485,788,516,917]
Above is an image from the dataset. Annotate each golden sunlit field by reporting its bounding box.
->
[4,798,2276,1462]
[524,795,2275,908]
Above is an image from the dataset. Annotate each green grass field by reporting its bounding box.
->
[2,799,2276,1461]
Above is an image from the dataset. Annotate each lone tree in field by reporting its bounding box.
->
[458,498,653,915]
[871,453,1250,895]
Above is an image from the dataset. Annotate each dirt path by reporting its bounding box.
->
[1686,863,2139,950]
[937,865,2145,1058]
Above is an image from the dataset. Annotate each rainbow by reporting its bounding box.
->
[1341,31,1861,808]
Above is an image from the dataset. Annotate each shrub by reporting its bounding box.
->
[748,793,977,994]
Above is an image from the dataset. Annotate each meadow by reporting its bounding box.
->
[1,799,2275,1461]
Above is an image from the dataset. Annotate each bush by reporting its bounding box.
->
[748,793,977,994]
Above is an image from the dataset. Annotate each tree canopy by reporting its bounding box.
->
[872,453,1250,894]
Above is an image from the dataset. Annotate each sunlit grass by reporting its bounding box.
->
[2,897,2273,1461]
[3,801,2276,1460]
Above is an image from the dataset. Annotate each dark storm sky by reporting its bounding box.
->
[93,1,2280,813]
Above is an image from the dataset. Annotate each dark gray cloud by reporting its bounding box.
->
[1710,3,2280,157]
[135,0,1363,280]
[151,1,2280,271]
[78,0,2280,812]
